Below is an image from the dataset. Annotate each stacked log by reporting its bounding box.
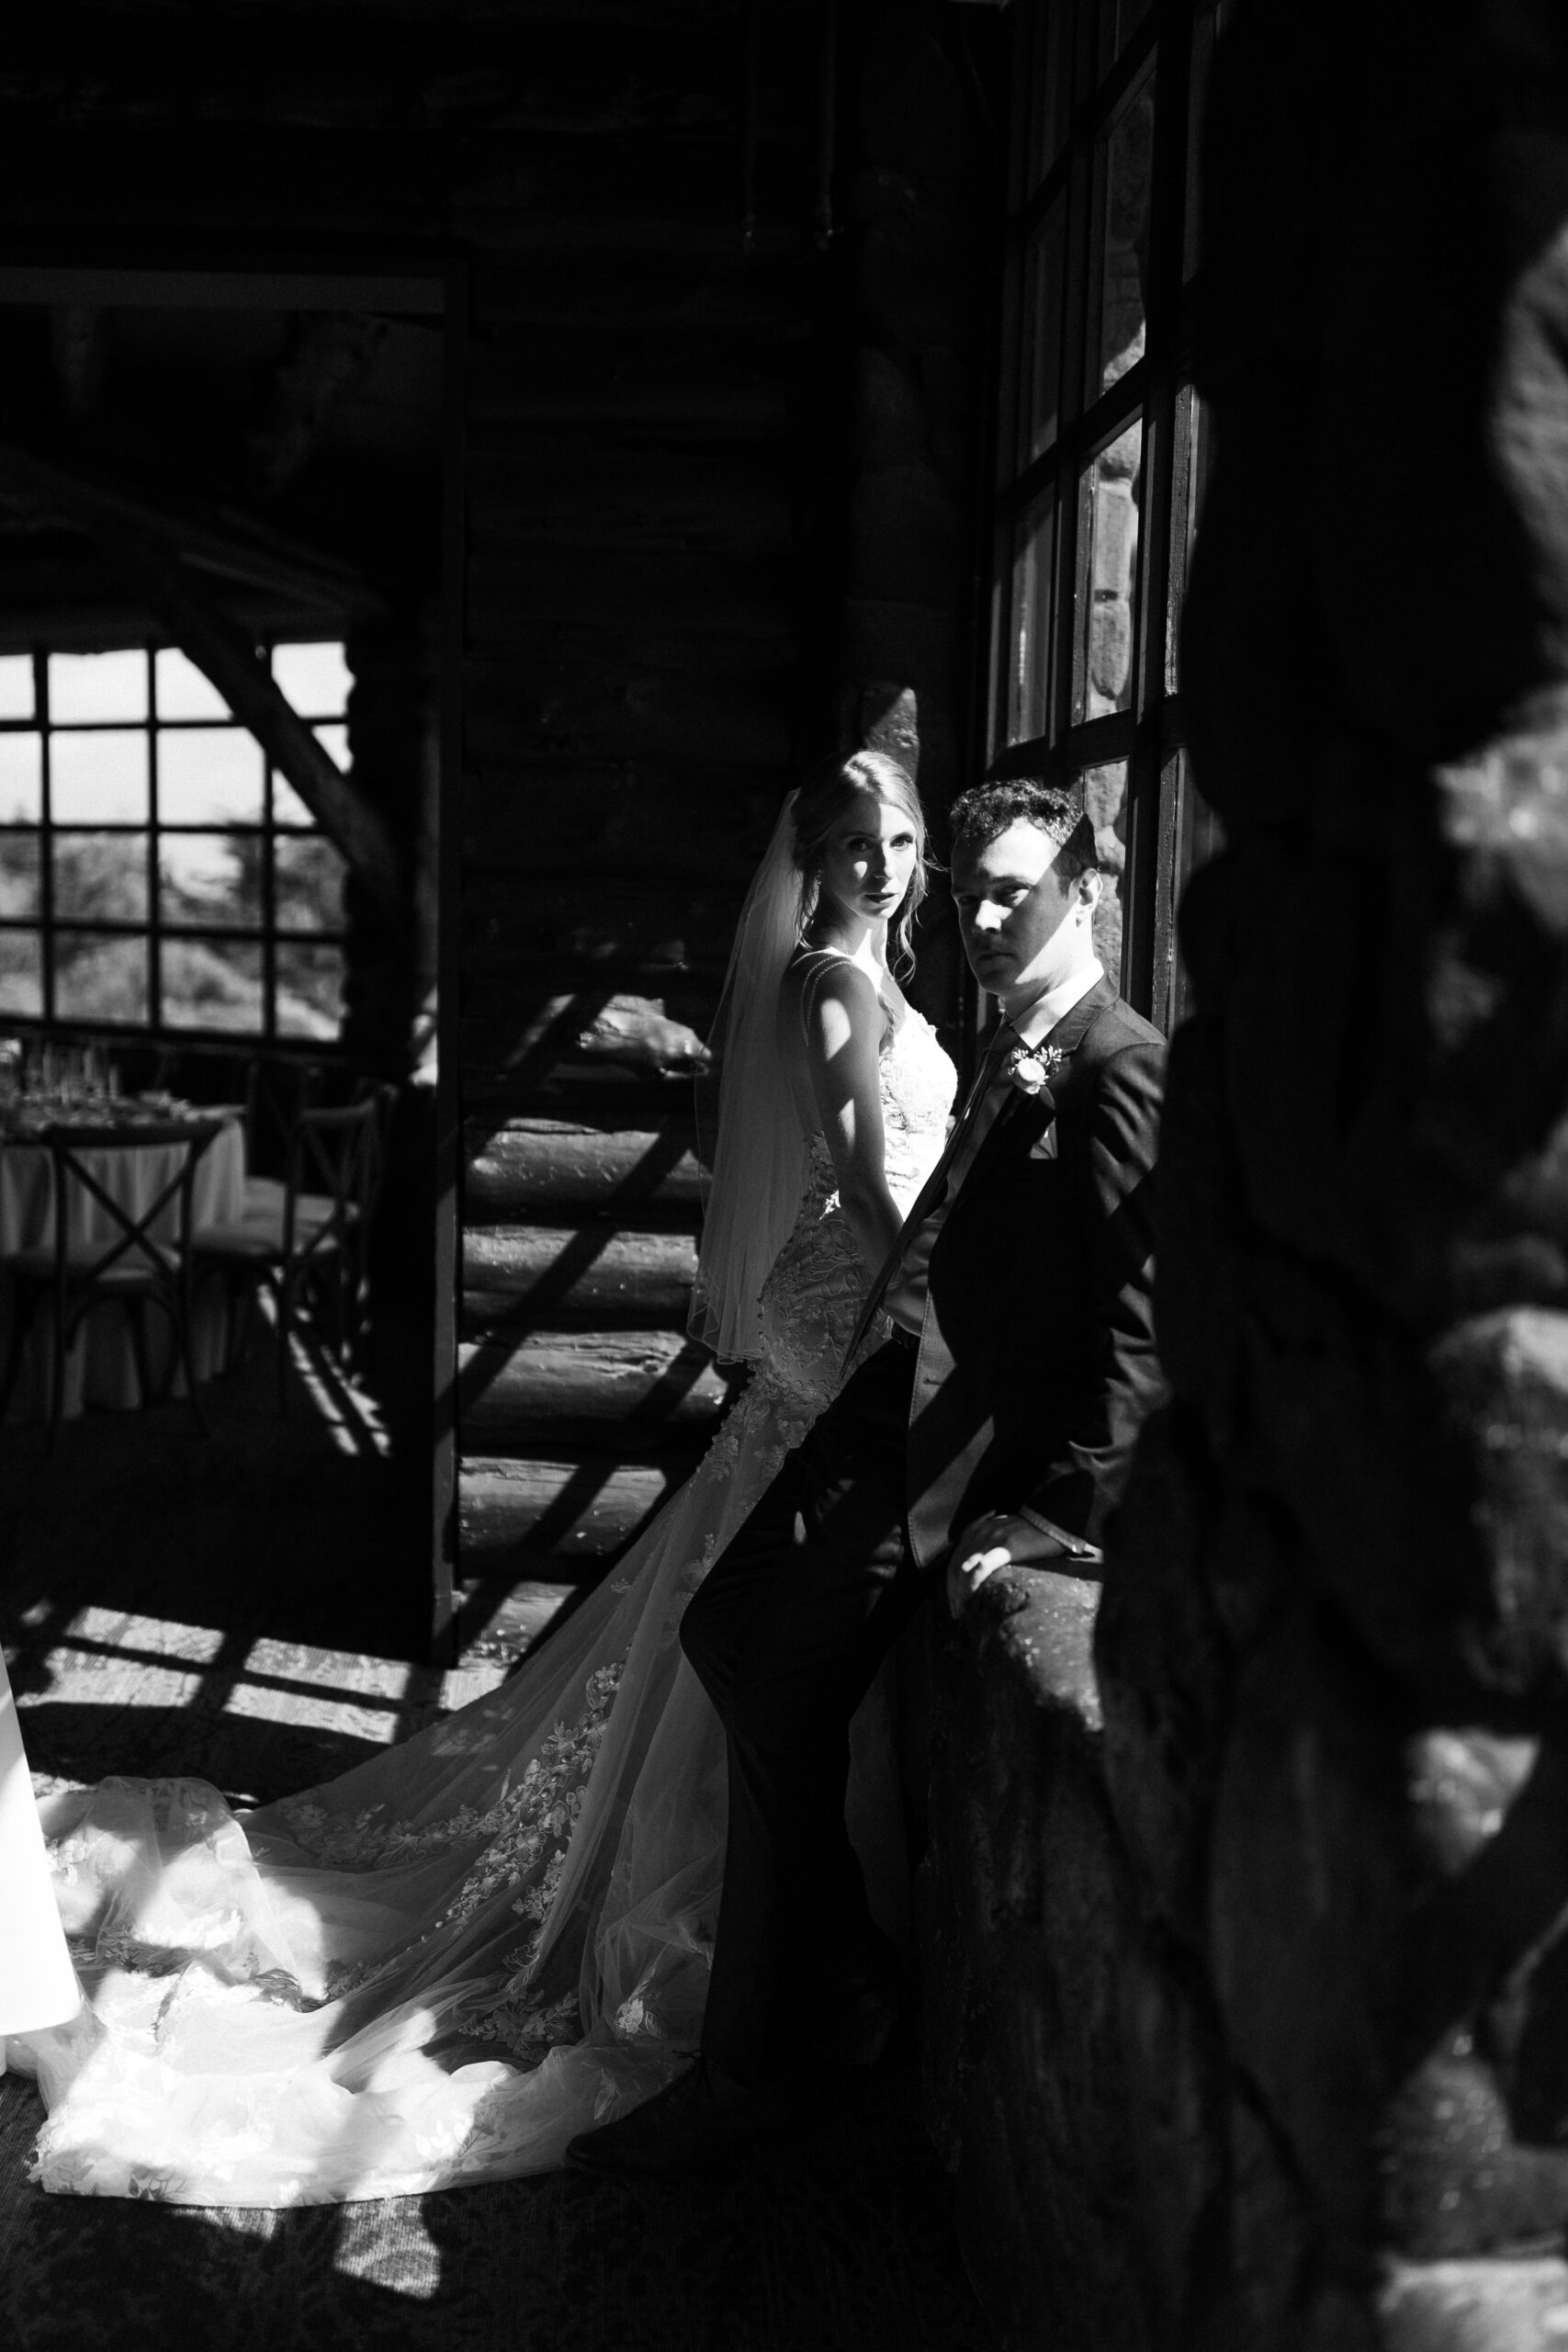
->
[457,1086,729,1578]
[448,8,829,1615]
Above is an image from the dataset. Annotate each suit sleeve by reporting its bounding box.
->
[1022,1035,1166,1544]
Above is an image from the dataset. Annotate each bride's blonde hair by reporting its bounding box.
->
[792,749,930,975]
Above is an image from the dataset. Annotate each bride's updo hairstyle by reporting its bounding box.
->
[791,748,930,973]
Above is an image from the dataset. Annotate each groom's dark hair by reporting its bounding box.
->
[949,775,1100,882]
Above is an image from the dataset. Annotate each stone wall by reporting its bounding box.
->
[918,2,1568,2346]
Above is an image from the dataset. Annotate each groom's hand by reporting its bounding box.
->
[945,1513,1063,1618]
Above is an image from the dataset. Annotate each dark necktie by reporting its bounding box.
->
[842,1020,1018,1365]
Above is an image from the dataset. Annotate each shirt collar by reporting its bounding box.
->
[1007,956,1104,1050]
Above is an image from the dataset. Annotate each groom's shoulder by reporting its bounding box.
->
[1081,993,1167,1063]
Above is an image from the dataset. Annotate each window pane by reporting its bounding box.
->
[0,655,34,721]
[273,641,350,718]
[1169,749,1226,1027]
[0,734,41,821]
[1026,1,1075,187]
[50,650,148,723]
[1074,417,1144,722]
[1185,9,1220,278]
[0,833,40,919]
[276,942,345,1038]
[155,648,231,721]
[1177,745,1224,879]
[1089,64,1156,401]
[1008,492,1055,746]
[159,833,263,931]
[276,833,346,933]
[158,727,265,824]
[1018,198,1067,469]
[1083,759,1129,985]
[53,832,149,922]
[51,729,149,822]
[0,928,42,1016]
[315,723,348,771]
[1099,0,1155,78]
[159,937,263,1033]
[1165,383,1209,691]
[54,931,150,1023]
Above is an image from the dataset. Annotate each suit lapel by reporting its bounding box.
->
[951,975,1116,1207]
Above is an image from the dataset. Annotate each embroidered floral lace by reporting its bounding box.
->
[12,1006,955,2204]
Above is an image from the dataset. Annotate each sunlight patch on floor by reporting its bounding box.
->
[17,1607,509,1761]
[62,1605,227,1663]
[284,1329,391,1461]
[175,2203,279,2241]
[333,2199,442,2300]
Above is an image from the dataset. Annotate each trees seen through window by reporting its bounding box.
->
[0,641,350,1039]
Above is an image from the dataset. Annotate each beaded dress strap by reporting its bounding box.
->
[793,948,897,1052]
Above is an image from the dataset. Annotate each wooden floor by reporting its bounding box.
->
[0,1335,991,2352]
[1,1335,523,1804]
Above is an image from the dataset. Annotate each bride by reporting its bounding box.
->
[8,750,957,2204]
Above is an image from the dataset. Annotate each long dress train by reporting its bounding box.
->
[10,999,955,2203]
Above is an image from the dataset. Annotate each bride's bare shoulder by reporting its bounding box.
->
[783,949,882,1039]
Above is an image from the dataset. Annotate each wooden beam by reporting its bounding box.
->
[123,536,405,922]
[0,443,404,922]
[0,439,382,616]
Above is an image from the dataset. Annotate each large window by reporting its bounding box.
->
[0,641,350,1038]
[989,0,1228,1026]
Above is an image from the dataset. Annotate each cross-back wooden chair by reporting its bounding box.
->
[197,1091,388,1411]
[0,1119,225,1443]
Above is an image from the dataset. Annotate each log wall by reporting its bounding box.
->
[0,0,868,1646]
[447,13,833,1634]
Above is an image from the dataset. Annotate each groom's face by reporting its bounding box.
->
[953,819,1093,1012]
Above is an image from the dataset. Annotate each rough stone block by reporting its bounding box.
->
[1098,1402,1233,1944]
[1088,596,1133,705]
[919,1568,1155,2352]
[1382,2033,1568,2262]
[1428,1310,1568,1701]
[1380,2256,1568,2351]
[1208,1605,1418,2257]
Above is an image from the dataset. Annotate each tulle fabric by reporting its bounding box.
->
[688,792,807,1365]
[9,1005,957,2206]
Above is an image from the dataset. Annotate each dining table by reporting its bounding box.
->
[0,1095,248,1422]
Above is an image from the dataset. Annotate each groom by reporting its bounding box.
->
[568,775,1167,2173]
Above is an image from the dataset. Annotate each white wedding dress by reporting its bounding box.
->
[11,990,955,2204]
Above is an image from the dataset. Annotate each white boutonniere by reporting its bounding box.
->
[1005,1041,1067,1099]
[1004,1040,1067,1159]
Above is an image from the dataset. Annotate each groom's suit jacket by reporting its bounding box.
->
[904,975,1166,1573]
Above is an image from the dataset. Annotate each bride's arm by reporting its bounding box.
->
[793,960,906,1278]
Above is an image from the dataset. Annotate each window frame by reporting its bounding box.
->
[984,0,1226,1033]
[0,639,350,1043]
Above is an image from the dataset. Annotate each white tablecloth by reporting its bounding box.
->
[0,1119,246,1420]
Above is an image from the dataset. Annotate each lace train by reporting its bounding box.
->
[11,1004,956,2203]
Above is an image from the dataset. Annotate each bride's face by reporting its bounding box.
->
[814,790,919,931]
